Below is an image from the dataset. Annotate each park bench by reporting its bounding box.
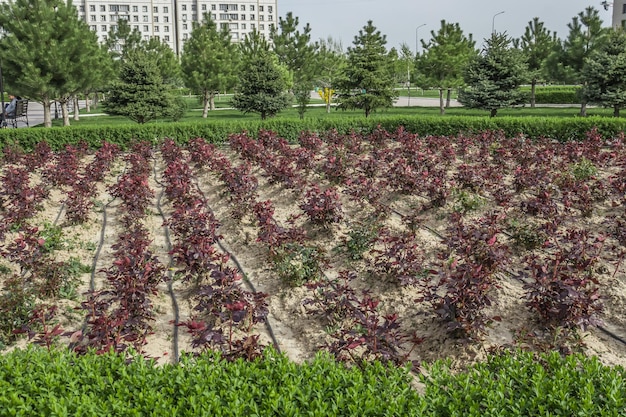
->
[3,99,29,128]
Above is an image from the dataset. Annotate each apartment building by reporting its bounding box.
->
[612,0,626,29]
[74,0,277,55]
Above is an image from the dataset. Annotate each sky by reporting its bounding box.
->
[277,0,613,52]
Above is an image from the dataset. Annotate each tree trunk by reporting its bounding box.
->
[530,80,536,108]
[73,96,80,121]
[202,90,209,118]
[94,93,99,109]
[580,102,587,117]
[85,92,91,112]
[490,108,497,117]
[209,92,216,111]
[61,101,70,126]
[43,99,52,128]
[446,88,451,108]
[615,106,620,117]
[439,88,445,115]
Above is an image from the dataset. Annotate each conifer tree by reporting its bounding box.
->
[336,21,397,118]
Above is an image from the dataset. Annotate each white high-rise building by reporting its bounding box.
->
[612,0,626,29]
[74,0,277,55]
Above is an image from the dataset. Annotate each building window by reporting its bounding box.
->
[163,6,168,13]
[269,23,274,31]
[154,35,160,40]
[153,6,158,13]
[241,14,245,20]
[89,5,95,11]
[191,4,196,11]
[90,25,96,31]
[183,23,188,30]
[229,22,238,29]
[143,15,148,22]
[250,5,254,11]
[623,4,626,13]
[268,15,272,21]
[259,5,263,12]
[101,25,107,31]
[259,15,263,21]
[182,14,188,21]
[143,25,149,31]
[164,26,169,32]
[212,14,216,20]
[101,15,106,21]
[183,33,188,40]
[111,25,118,31]
[220,14,228,19]
[110,15,118,21]
[134,25,139,30]
[259,24,264,30]
[192,14,197,20]
[211,4,216,10]
[250,14,254,20]
[164,16,169,22]
[133,15,138,22]
[154,16,158,22]
[241,23,246,29]
[100,5,106,12]
[90,15,96,21]
[164,35,170,41]
[142,6,147,12]
[154,26,159,32]
[182,5,187,11]
[268,6,272,13]
[251,23,255,30]
[133,5,138,12]
[202,4,206,10]
[79,5,84,12]
[241,5,245,10]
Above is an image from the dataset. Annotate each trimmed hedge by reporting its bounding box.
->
[0,347,624,416]
[521,86,580,105]
[0,115,625,151]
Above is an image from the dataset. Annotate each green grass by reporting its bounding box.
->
[56,101,625,128]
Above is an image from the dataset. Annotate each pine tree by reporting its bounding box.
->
[458,32,527,117]
[418,20,476,115]
[335,21,396,118]
[181,14,238,117]
[232,49,290,120]
[104,51,183,124]
[581,29,626,117]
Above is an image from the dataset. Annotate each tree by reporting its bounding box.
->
[0,0,106,127]
[458,32,527,117]
[271,12,318,118]
[515,17,558,108]
[545,7,606,116]
[314,36,346,113]
[143,37,182,85]
[581,29,626,117]
[104,50,184,124]
[181,15,238,117]
[417,20,476,114]
[232,48,290,120]
[335,21,397,117]
[105,19,143,62]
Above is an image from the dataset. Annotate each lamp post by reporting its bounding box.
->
[492,11,505,34]
[415,23,426,55]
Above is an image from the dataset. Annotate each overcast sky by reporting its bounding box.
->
[277,0,613,52]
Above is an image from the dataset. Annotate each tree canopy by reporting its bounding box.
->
[335,21,397,117]
[458,32,527,117]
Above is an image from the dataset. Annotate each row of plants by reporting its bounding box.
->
[0,346,623,416]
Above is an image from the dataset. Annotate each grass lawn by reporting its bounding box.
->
[56,94,624,128]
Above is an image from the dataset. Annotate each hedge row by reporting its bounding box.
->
[0,115,624,151]
[0,347,624,416]
[525,88,580,105]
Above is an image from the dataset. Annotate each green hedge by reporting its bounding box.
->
[0,115,624,151]
[521,86,580,104]
[0,347,624,416]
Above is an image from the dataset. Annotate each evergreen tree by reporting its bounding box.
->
[581,29,626,117]
[545,7,606,116]
[271,12,317,118]
[417,20,476,114]
[515,17,558,108]
[104,51,184,124]
[232,48,290,120]
[181,15,238,116]
[458,32,527,117]
[336,21,396,117]
[0,0,106,127]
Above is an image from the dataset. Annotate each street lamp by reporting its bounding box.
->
[492,11,505,34]
[415,23,426,55]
